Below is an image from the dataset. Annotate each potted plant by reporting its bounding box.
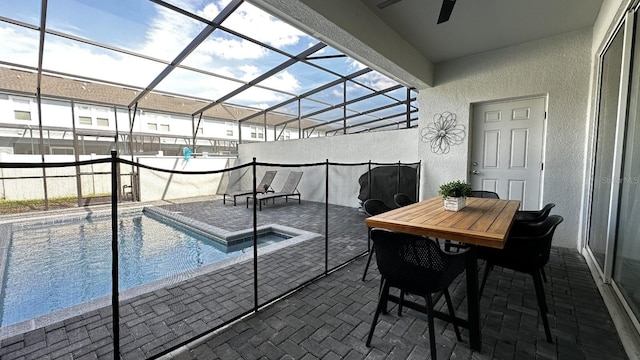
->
[438,180,472,211]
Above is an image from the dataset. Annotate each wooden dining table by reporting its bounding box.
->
[365,196,521,351]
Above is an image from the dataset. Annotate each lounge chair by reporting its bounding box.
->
[246,171,303,211]
[223,170,277,206]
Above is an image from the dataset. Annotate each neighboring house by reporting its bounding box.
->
[0,86,301,156]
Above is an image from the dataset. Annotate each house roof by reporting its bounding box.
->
[0,66,323,127]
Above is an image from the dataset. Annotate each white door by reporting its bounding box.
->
[471,97,545,210]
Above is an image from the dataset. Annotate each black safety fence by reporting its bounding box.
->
[0,152,420,360]
[0,154,135,213]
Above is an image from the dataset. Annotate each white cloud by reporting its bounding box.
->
[0,23,165,87]
[347,58,367,71]
[200,1,225,18]
[42,37,166,87]
[139,5,202,61]
[0,26,39,67]
[358,72,397,91]
[260,71,300,93]
[345,58,396,91]
[228,86,290,109]
[157,69,240,100]
[218,1,308,49]
[198,36,267,60]
[238,65,259,80]
[184,0,312,66]
[163,0,213,15]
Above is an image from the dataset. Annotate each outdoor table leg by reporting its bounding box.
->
[466,245,482,351]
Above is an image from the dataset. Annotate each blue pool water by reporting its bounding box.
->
[0,215,289,327]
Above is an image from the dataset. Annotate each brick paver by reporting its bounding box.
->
[161,246,628,360]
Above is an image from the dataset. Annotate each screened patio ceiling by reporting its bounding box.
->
[0,0,418,136]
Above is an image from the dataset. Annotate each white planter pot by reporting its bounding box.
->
[444,196,466,212]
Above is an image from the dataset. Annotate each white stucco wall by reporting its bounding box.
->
[238,128,418,164]
[419,29,592,248]
[235,128,419,207]
[136,156,230,201]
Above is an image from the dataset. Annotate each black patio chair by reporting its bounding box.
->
[477,215,564,343]
[515,203,556,282]
[366,229,468,360]
[362,199,392,281]
[469,190,500,199]
[515,203,556,223]
[393,193,415,207]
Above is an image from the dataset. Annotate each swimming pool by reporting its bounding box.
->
[0,214,290,327]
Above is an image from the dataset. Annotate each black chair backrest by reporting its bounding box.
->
[371,229,468,294]
[502,215,564,272]
[515,203,556,223]
[469,190,500,199]
[363,199,392,216]
[394,193,415,207]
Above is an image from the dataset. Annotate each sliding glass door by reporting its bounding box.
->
[588,27,624,269]
[613,14,640,320]
[589,8,640,328]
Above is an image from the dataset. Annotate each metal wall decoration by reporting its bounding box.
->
[421,111,466,154]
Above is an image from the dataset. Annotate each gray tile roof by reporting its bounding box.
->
[0,66,331,131]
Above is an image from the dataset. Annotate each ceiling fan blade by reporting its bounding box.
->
[437,0,457,24]
[377,0,403,9]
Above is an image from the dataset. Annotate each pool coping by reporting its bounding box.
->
[0,207,322,340]
[143,205,319,247]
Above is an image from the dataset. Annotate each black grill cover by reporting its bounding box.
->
[358,165,418,209]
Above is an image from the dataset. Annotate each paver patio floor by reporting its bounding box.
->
[0,198,629,359]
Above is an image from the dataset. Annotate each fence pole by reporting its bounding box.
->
[397,161,401,194]
[70,100,83,207]
[110,150,120,360]
[325,159,329,275]
[367,160,372,201]
[417,160,421,200]
[36,88,49,210]
[252,158,258,312]
[367,161,372,253]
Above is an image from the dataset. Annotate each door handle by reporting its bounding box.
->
[471,170,480,175]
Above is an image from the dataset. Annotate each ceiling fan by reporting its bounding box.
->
[377,0,457,24]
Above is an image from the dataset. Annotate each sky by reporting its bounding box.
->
[0,0,412,125]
